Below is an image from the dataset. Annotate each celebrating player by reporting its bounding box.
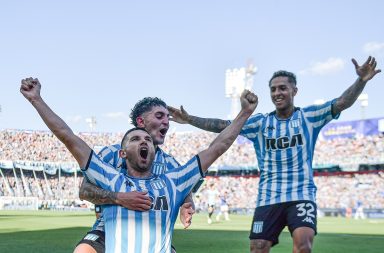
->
[168,56,381,253]
[20,78,258,253]
[74,97,195,253]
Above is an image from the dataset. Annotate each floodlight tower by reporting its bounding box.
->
[358,93,368,120]
[225,61,257,119]
[85,116,97,131]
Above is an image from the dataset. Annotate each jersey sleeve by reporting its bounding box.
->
[238,113,264,141]
[165,155,203,197]
[81,151,125,192]
[302,99,340,132]
[97,144,124,170]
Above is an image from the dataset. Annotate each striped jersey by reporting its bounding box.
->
[82,151,203,253]
[239,100,339,207]
[91,144,180,232]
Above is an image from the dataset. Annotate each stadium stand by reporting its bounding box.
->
[1,126,383,217]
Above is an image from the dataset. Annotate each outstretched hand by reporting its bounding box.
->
[20,77,42,102]
[168,105,190,124]
[352,56,381,82]
[240,89,258,114]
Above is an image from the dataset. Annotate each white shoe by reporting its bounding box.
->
[208,218,212,224]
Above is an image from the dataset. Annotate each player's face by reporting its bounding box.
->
[139,106,169,145]
[121,130,155,173]
[269,76,297,112]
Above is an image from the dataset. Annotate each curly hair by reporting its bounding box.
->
[269,70,297,86]
[130,97,167,127]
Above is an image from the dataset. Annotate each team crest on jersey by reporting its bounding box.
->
[150,179,166,190]
[290,118,301,128]
[152,162,166,175]
[252,221,263,234]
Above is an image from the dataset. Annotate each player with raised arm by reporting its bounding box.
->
[75,97,194,253]
[20,78,257,253]
[168,56,381,253]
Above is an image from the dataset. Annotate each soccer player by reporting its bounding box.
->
[168,56,381,253]
[74,97,195,253]
[205,183,219,224]
[20,78,258,253]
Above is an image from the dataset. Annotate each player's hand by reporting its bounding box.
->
[240,89,258,115]
[115,191,152,211]
[179,202,195,229]
[168,105,190,124]
[20,77,42,102]
[352,56,381,82]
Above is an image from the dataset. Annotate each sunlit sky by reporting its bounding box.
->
[1,0,383,133]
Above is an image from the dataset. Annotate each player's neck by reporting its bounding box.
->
[127,166,152,178]
[276,105,295,119]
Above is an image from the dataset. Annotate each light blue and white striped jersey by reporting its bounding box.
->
[91,144,180,232]
[239,100,339,207]
[82,151,203,253]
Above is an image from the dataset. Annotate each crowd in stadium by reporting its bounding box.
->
[1,129,384,211]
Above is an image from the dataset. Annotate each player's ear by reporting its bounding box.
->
[293,85,298,96]
[136,116,145,128]
[119,149,127,159]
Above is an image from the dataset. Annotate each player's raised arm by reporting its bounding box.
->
[20,78,91,168]
[198,90,258,172]
[168,105,230,133]
[332,56,381,116]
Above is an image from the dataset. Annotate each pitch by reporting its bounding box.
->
[0,211,383,253]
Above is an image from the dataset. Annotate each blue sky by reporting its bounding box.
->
[1,0,383,133]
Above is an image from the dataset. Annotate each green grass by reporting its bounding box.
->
[0,211,383,253]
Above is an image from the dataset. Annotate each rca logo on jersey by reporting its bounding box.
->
[266,133,303,150]
[149,195,169,211]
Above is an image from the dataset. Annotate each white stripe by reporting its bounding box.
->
[154,210,161,252]
[115,208,122,253]
[127,210,135,253]
[167,159,197,179]
[141,212,149,253]
[176,173,201,192]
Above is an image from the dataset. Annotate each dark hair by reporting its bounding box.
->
[130,97,167,127]
[120,127,151,148]
[269,70,297,86]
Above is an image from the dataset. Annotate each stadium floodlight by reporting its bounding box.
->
[85,116,97,131]
[225,62,257,119]
[357,93,368,120]
[314,99,325,105]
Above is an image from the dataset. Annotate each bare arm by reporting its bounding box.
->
[198,90,258,172]
[79,179,118,204]
[20,78,91,168]
[79,179,151,211]
[332,56,381,115]
[168,105,230,133]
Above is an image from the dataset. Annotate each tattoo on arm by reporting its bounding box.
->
[189,116,230,133]
[333,78,366,115]
[79,179,117,205]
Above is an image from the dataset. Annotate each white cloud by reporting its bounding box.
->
[66,115,82,123]
[363,42,384,54]
[299,57,345,76]
[103,112,128,120]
